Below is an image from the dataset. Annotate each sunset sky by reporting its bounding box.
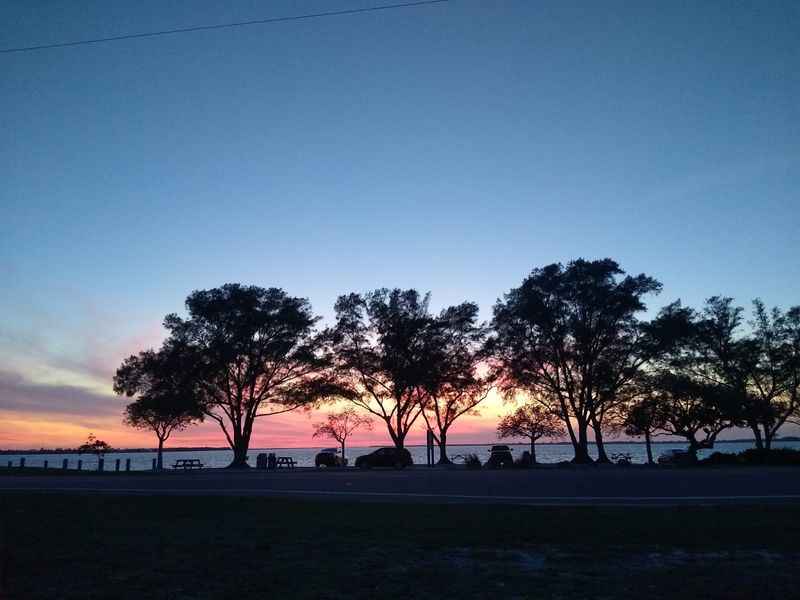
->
[1,1,798,450]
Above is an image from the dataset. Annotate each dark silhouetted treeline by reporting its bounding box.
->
[113,259,800,467]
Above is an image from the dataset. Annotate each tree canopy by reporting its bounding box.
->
[110,269,799,462]
[497,402,565,463]
[114,342,205,469]
[420,301,491,463]
[332,288,476,449]
[159,284,340,467]
[489,259,663,463]
[77,433,112,457]
[312,407,372,463]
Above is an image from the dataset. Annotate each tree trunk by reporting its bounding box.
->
[763,425,773,451]
[437,431,451,465]
[751,425,764,450]
[573,421,593,464]
[558,398,579,456]
[593,421,610,464]
[530,438,537,464]
[341,441,346,466]
[227,427,252,468]
[687,435,701,462]
[644,430,653,465]
[157,437,164,471]
[395,409,405,450]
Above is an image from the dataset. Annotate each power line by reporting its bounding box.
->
[0,0,450,55]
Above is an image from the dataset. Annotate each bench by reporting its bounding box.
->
[275,456,296,469]
[172,458,204,470]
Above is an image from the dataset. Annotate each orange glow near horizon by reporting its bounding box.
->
[0,392,516,451]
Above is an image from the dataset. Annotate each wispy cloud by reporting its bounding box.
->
[0,369,125,417]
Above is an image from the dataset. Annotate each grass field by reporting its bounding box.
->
[1,494,799,599]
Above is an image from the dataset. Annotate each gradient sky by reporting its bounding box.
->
[1,0,798,450]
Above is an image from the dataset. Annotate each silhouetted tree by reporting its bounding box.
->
[787,307,800,428]
[77,433,112,457]
[312,408,372,465]
[622,386,662,464]
[162,284,339,468]
[651,372,741,458]
[739,300,800,449]
[496,402,564,464]
[332,289,451,449]
[489,259,662,463]
[114,343,205,470]
[660,297,799,450]
[421,302,492,464]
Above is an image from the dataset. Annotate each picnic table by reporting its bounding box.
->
[275,456,296,469]
[172,458,204,470]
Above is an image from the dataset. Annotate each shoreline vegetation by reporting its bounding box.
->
[2,438,799,455]
[106,263,800,469]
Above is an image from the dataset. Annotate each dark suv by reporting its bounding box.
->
[315,448,344,468]
[355,447,413,469]
[487,445,514,468]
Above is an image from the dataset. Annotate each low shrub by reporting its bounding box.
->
[739,448,800,466]
[464,453,482,469]
[698,448,800,466]
[514,450,533,468]
[700,452,741,466]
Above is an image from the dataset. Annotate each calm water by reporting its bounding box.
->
[4,441,799,470]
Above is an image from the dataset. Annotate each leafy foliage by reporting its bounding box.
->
[77,433,112,457]
[489,259,662,463]
[312,407,372,462]
[114,341,205,469]
[332,288,479,449]
[150,284,340,467]
[420,301,491,463]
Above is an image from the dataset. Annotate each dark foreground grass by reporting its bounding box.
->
[1,495,799,599]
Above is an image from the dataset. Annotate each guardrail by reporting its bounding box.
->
[3,457,152,471]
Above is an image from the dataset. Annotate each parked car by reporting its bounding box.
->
[355,447,413,469]
[657,449,694,465]
[487,445,514,469]
[315,448,345,468]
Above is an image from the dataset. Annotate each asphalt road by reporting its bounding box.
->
[2,466,800,505]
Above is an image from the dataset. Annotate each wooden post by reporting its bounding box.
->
[7,460,11,468]
[77,459,82,471]
[115,459,120,472]
[426,430,434,467]
[62,458,68,470]
[125,458,131,472]
[19,457,25,468]
[98,458,104,472]
[44,460,48,469]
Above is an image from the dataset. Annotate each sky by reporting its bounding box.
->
[1,0,798,450]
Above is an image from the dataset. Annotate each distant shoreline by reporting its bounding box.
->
[2,437,798,454]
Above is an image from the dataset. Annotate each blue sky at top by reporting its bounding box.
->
[0,0,798,445]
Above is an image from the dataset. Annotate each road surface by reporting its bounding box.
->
[2,466,800,505]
